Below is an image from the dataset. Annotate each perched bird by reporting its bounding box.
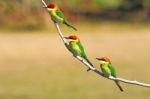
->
[96,57,124,92]
[44,3,77,31]
[65,35,94,71]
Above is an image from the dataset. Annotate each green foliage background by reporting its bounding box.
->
[0,0,150,30]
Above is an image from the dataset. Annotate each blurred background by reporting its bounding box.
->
[0,0,150,99]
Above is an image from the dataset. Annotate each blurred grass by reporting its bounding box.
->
[1,21,150,34]
[0,27,150,99]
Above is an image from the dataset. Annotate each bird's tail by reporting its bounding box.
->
[114,81,124,92]
[85,58,94,72]
[63,20,77,31]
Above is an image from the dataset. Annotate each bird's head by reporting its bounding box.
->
[96,57,111,64]
[64,35,80,42]
[44,3,58,11]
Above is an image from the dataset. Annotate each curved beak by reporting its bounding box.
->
[95,57,101,60]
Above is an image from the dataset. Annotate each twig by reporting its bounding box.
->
[53,23,68,45]
[41,0,47,7]
[41,0,150,88]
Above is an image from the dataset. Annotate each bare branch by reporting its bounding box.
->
[41,0,47,7]
[53,23,68,45]
[41,0,150,88]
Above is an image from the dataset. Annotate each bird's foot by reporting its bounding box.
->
[53,20,57,23]
[102,73,109,77]
[87,68,91,72]
[73,54,76,57]
[81,58,84,62]
[102,73,105,77]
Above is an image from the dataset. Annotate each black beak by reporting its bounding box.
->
[64,37,69,39]
[95,57,101,60]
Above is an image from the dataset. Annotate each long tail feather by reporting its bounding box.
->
[114,81,124,92]
[63,21,77,31]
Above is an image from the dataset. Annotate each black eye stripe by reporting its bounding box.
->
[100,58,105,61]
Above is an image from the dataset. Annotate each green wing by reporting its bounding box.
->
[108,64,116,77]
[77,42,87,59]
[101,63,111,76]
[55,10,77,31]
[50,10,65,22]
[55,10,65,19]
[68,41,91,66]
[77,42,93,67]
[68,42,82,56]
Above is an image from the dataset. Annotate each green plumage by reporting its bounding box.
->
[100,62,123,92]
[49,10,77,31]
[68,41,93,68]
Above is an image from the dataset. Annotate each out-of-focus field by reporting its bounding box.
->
[0,27,150,99]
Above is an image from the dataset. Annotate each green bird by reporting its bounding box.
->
[65,35,94,71]
[44,3,77,31]
[96,57,124,92]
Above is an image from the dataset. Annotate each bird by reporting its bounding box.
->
[65,35,94,71]
[96,57,124,92]
[44,3,77,31]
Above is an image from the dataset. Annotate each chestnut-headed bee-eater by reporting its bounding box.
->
[96,57,124,92]
[65,35,94,71]
[44,3,77,31]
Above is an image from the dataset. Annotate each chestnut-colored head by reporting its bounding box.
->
[47,3,56,9]
[96,57,111,64]
[45,3,59,11]
[65,35,80,41]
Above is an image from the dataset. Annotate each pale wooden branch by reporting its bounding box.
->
[41,0,47,7]
[41,0,150,88]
